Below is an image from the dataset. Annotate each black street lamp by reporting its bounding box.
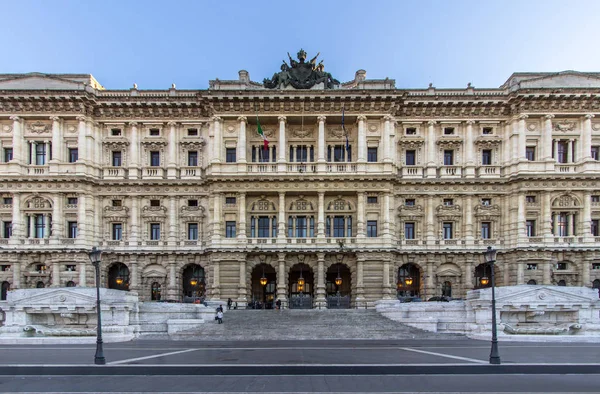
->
[484,246,501,365]
[88,247,106,365]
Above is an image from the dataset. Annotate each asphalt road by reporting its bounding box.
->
[0,339,599,393]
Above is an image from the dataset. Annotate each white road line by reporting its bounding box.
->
[107,348,198,365]
[398,347,488,364]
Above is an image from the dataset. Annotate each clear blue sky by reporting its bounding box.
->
[1,0,599,89]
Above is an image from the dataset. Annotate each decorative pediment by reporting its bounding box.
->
[103,206,129,218]
[516,71,600,90]
[474,204,501,217]
[250,197,276,212]
[436,204,462,214]
[475,136,503,146]
[180,138,206,149]
[141,139,168,147]
[326,196,353,212]
[398,205,424,216]
[436,137,463,146]
[23,196,52,210]
[288,195,315,211]
[180,205,205,217]
[142,206,167,217]
[437,263,462,277]
[250,128,275,140]
[8,289,96,305]
[142,264,167,278]
[27,121,51,134]
[0,73,90,90]
[104,138,130,147]
[552,194,581,208]
[398,136,425,147]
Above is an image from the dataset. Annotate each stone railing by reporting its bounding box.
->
[477,165,501,177]
[180,166,202,178]
[247,163,277,173]
[26,166,48,175]
[326,163,357,173]
[103,167,127,178]
[287,163,317,173]
[556,164,578,173]
[399,166,423,178]
[439,166,461,177]
[143,167,165,179]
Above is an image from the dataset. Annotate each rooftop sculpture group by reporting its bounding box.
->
[263,49,340,89]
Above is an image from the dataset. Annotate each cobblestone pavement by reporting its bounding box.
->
[172,308,464,340]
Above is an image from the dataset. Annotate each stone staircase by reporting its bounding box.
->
[172,308,464,340]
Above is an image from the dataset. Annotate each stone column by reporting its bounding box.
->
[317,116,326,163]
[465,195,473,244]
[357,115,367,163]
[77,194,86,243]
[426,120,437,177]
[237,116,247,163]
[130,196,139,244]
[167,121,177,178]
[427,260,435,294]
[518,115,528,160]
[77,116,87,163]
[517,261,524,285]
[543,258,552,285]
[79,260,87,287]
[382,193,391,239]
[383,115,393,163]
[277,192,286,239]
[10,193,21,241]
[567,139,573,163]
[29,214,35,238]
[583,191,592,240]
[382,257,392,299]
[52,194,63,239]
[44,214,50,239]
[51,259,60,287]
[238,257,247,303]
[277,252,287,304]
[464,120,475,177]
[50,116,62,162]
[167,257,177,300]
[517,194,526,240]
[543,115,554,161]
[12,260,20,289]
[129,122,139,179]
[356,256,365,304]
[582,114,594,161]
[315,252,326,307]
[317,191,325,238]
[356,192,365,238]
[582,258,591,287]
[213,193,221,240]
[211,116,222,163]
[211,259,221,300]
[10,116,22,163]
[86,121,94,165]
[426,195,435,243]
[168,196,177,244]
[543,192,553,241]
[278,116,286,163]
[567,213,574,236]
[464,257,473,292]
[553,139,559,161]
[30,141,36,165]
[130,256,140,292]
[238,192,247,239]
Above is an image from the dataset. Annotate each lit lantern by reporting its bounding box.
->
[335,276,342,286]
[260,276,268,286]
[297,284,304,292]
[116,277,124,285]
[397,281,403,289]
[405,277,413,286]
[297,277,305,286]
[190,278,198,286]
[480,276,490,286]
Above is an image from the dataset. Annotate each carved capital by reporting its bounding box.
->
[466,120,475,125]
[383,115,394,122]
[357,115,367,122]
[427,120,436,126]
[545,114,555,120]
[211,116,222,123]
[518,114,529,121]
[76,116,87,123]
[237,116,247,123]
[167,121,177,127]
[585,114,595,120]
[317,115,327,123]
[49,116,61,122]
[278,115,287,123]
[128,121,139,127]
[9,115,21,122]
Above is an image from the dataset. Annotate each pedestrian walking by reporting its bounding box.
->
[217,310,224,324]
[276,299,282,310]
[227,298,233,310]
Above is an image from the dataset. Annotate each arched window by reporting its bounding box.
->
[557,279,566,286]
[527,279,537,285]
[593,279,600,289]
[397,264,421,298]
[442,281,452,298]
[1,281,10,300]
[108,263,130,291]
[36,281,45,288]
[151,282,161,301]
[66,281,76,287]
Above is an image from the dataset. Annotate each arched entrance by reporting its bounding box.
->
[474,263,493,289]
[527,279,537,285]
[108,262,130,291]
[326,263,351,308]
[397,263,421,300]
[250,263,277,309]
[151,282,161,301]
[66,281,76,287]
[182,264,205,302]
[593,279,600,298]
[1,281,9,300]
[557,279,566,286]
[288,263,314,309]
[36,281,45,288]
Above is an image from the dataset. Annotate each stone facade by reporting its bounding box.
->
[1,68,600,307]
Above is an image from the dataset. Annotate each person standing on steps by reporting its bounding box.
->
[276,299,282,310]
[227,298,233,310]
[217,309,223,324]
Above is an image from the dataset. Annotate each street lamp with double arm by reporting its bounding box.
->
[88,247,105,365]
[484,246,501,365]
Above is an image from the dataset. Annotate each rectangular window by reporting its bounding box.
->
[482,149,492,165]
[112,151,122,167]
[3,197,13,205]
[366,220,378,237]
[150,199,160,207]
[443,127,455,135]
[526,196,536,203]
[405,198,416,206]
[406,127,417,135]
[225,197,236,205]
[187,128,198,136]
[67,221,78,238]
[557,141,568,163]
[481,198,491,206]
[527,263,538,270]
[150,151,160,166]
[592,196,600,203]
[296,216,307,238]
[526,147,536,161]
[333,145,345,162]
[226,148,236,163]
[526,220,536,237]
[112,199,122,207]
[333,216,345,237]
[443,198,454,206]
[68,148,78,163]
[3,221,12,238]
[592,220,599,236]
[225,221,236,238]
[257,216,270,238]
[187,223,198,240]
[111,128,122,136]
[149,128,160,136]
[482,127,493,135]
[188,151,198,166]
[150,223,161,240]
[34,214,45,238]
[443,222,453,239]
[188,199,198,207]
[592,146,599,161]
[405,150,416,165]
[592,263,600,270]
[295,146,308,162]
[556,262,568,270]
[443,150,454,165]
[4,148,13,162]
[557,213,568,236]
[367,196,378,204]
[481,222,491,239]
[67,197,78,205]
[36,143,46,165]
[367,147,378,162]
[404,222,415,239]
[112,223,123,240]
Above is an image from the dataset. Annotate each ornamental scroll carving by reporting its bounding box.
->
[27,121,50,134]
[328,126,354,139]
[553,121,575,132]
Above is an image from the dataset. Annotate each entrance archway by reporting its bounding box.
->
[397,263,421,300]
[151,282,161,301]
[108,262,130,291]
[326,263,351,308]
[1,281,9,300]
[182,264,205,301]
[250,263,276,309]
[474,263,492,289]
[288,263,314,309]
[442,281,452,298]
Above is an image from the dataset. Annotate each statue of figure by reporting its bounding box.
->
[309,52,321,68]
[264,49,339,90]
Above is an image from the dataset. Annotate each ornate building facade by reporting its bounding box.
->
[1,53,600,307]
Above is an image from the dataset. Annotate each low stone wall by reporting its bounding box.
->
[377,285,600,341]
[135,302,214,336]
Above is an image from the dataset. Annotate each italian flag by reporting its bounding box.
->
[256,116,269,151]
